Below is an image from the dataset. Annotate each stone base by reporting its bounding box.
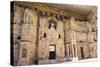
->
[72,57,79,62]
[38,59,49,64]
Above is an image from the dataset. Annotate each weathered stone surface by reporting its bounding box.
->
[11,2,97,66]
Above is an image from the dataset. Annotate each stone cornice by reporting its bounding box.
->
[14,1,85,20]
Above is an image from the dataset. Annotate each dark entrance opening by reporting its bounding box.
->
[81,47,84,59]
[49,45,56,59]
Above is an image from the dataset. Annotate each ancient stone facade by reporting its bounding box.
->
[10,1,97,66]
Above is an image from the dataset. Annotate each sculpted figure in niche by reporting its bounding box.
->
[48,19,57,30]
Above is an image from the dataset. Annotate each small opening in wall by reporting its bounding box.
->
[92,28,94,32]
[94,38,97,41]
[58,34,61,39]
[17,36,21,40]
[80,41,82,43]
[50,13,53,16]
[44,33,46,37]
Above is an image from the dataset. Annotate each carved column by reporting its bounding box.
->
[70,17,78,61]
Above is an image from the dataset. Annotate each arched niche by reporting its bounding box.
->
[48,19,57,30]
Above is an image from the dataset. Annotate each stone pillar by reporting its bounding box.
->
[34,10,40,64]
[70,17,78,62]
[63,19,67,57]
[71,31,78,62]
